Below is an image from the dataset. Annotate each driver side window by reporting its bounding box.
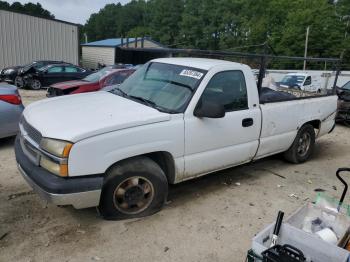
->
[304,76,311,85]
[201,71,248,112]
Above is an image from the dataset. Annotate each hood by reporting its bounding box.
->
[51,80,94,90]
[1,66,22,74]
[23,92,171,142]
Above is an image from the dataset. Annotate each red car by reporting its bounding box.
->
[46,67,135,97]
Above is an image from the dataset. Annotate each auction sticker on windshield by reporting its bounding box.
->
[180,69,203,80]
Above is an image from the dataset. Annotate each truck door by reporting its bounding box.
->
[303,76,312,91]
[183,70,261,179]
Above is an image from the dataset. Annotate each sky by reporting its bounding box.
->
[5,0,130,24]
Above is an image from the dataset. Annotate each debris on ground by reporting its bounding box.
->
[235,182,241,186]
[249,203,255,206]
[277,184,284,188]
[314,188,326,192]
[307,179,312,184]
[164,246,170,252]
[289,193,299,199]
[332,186,337,191]
[7,191,34,200]
[259,169,286,179]
[91,256,101,261]
[0,231,9,241]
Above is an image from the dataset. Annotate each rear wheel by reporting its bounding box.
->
[284,124,315,164]
[98,156,168,220]
[31,79,42,90]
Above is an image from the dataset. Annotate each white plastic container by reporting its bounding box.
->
[252,220,350,262]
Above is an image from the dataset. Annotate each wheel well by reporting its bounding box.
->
[106,152,176,184]
[144,152,176,184]
[306,120,321,130]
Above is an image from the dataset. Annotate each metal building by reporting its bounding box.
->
[81,38,165,69]
[0,10,79,69]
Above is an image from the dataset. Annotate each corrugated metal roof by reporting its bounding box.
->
[81,38,137,47]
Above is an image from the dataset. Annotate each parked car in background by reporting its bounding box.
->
[0,60,64,87]
[46,67,135,97]
[336,81,350,126]
[0,83,24,139]
[15,60,66,88]
[0,65,22,84]
[337,80,350,100]
[25,64,91,90]
[278,73,322,93]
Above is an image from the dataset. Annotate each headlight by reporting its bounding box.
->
[40,156,68,177]
[5,69,14,74]
[40,138,73,158]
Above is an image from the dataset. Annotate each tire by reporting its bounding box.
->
[344,114,350,127]
[284,124,315,164]
[31,79,42,90]
[98,156,168,220]
[14,76,24,88]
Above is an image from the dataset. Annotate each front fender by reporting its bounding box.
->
[68,118,184,178]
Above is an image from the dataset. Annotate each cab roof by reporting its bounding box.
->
[151,57,243,71]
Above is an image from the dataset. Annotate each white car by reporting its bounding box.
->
[279,72,322,93]
[15,58,337,219]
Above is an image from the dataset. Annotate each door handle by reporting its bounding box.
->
[242,118,254,127]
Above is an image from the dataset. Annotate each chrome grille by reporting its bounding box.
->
[20,116,42,145]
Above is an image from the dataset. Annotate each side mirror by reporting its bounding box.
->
[194,99,225,118]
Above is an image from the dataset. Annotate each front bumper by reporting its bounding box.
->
[15,136,103,209]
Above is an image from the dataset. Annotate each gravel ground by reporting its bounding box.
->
[0,89,349,262]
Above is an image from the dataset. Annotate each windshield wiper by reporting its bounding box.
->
[128,95,157,107]
[113,87,128,97]
[128,95,177,113]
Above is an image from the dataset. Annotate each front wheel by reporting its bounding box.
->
[284,124,315,164]
[15,76,24,88]
[344,113,350,127]
[31,79,42,90]
[98,156,168,220]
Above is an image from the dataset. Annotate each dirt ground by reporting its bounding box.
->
[1,89,349,262]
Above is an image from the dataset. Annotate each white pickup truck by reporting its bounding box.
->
[15,58,337,219]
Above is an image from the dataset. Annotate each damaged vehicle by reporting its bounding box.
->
[46,67,135,97]
[15,58,337,220]
[336,81,350,126]
[0,60,65,88]
[25,64,91,90]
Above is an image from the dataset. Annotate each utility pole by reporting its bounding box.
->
[84,33,88,44]
[303,26,310,71]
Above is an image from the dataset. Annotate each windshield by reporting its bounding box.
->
[83,66,113,82]
[22,62,36,71]
[113,62,207,113]
[280,75,305,86]
[32,62,46,69]
[342,81,350,90]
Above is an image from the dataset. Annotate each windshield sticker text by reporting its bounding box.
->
[180,70,203,80]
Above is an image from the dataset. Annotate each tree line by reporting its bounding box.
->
[1,0,349,69]
[0,1,54,19]
[83,0,350,69]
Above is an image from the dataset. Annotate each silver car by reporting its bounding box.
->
[0,83,24,138]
